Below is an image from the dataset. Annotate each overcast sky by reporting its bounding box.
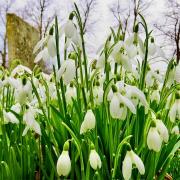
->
[0,0,168,69]
[0,0,166,46]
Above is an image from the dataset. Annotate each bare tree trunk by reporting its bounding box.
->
[176,23,180,64]
[0,31,7,68]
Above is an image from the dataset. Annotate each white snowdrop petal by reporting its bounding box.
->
[4,111,19,124]
[11,103,21,114]
[118,94,136,114]
[97,53,105,68]
[120,54,132,72]
[56,61,67,81]
[129,86,148,107]
[171,126,179,135]
[80,110,96,134]
[33,120,41,135]
[63,60,76,85]
[33,37,47,54]
[169,102,178,122]
[122,152,132,180]
[110,94,121,118]
[156,120,169,143]
[64,20,76,38]
[22,126,30,136]
[71,31,81,46]
[64,38,71,49]
[130,151,145,175]
[89,150,102,170]
[148,43,156,56]
[57,151,71,176]
[151,90,160,103]
[34,50,44,63]
[42,48,50,62]
[147,127,162,152]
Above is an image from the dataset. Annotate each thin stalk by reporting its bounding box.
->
[74,3,89,90]
[139,14,149,91]
[55,16,67,116]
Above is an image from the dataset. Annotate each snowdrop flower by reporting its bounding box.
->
[122,149,145,180]
[110,92,123,119]
[11,103,21,114]
[171,125,179,135]
[34,27,56,63]
[2,77,20,88]
[14,78,33,105]
[22,107,41,136]
[56,59,76,85]
[11,65,32,77]
[148,38,157,56]
[125,85,148,107]
[169,94,180,122]
[165,94,172,109]
[110,85,136,120]
[151,90,160,104]
[125,38,141,59]
[37,85,47,103]
[48,82,57,100]
[148,37,165,58]
[93,83,104,105]
[127,66,139,81]
[147,125,162,152]
[34,47,50,63]
[65,84,77,105]
[96,53,105,69]
[64,20,76,39]
[147,119,169,152]
[47,34,56,57]
[111,41,132,72]
[125,29,144,59]
[156,119,169,143]
[60,14,81,47]
[89,149,102,170]
[80,110,96,134]
[166,65,176,88]
[3,110,19,124]
[57,141,71,177]
[145,69,163,87]
[125,43,138,59]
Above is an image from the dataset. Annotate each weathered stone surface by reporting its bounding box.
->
[6,13,39,69]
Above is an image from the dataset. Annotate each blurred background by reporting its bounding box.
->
[0,0,179,71]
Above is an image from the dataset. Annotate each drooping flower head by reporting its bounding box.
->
[80,109,96,134]
[57,141,71,177]
[122,144,145,180]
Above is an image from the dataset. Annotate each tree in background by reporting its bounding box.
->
[155,0,180,64]
[20,0,55,39]
[0,0,14,67]
[78,0,98,35]
[109,0,153,38]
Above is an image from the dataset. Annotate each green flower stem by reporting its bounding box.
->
[55,16,67,117]
[61,121,85,179]
[77,48,87,109]
[53,66,63,112]
[139,14,149,91]
[112,135,132,178]
[74,3,89,90]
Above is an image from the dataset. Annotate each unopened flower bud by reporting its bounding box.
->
[89,149,102,170]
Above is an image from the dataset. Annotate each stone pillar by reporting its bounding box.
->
[6,13,39,69]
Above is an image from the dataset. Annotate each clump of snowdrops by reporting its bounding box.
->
[0,3,180,180]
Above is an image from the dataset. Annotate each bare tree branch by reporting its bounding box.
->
[154,0,180,63]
